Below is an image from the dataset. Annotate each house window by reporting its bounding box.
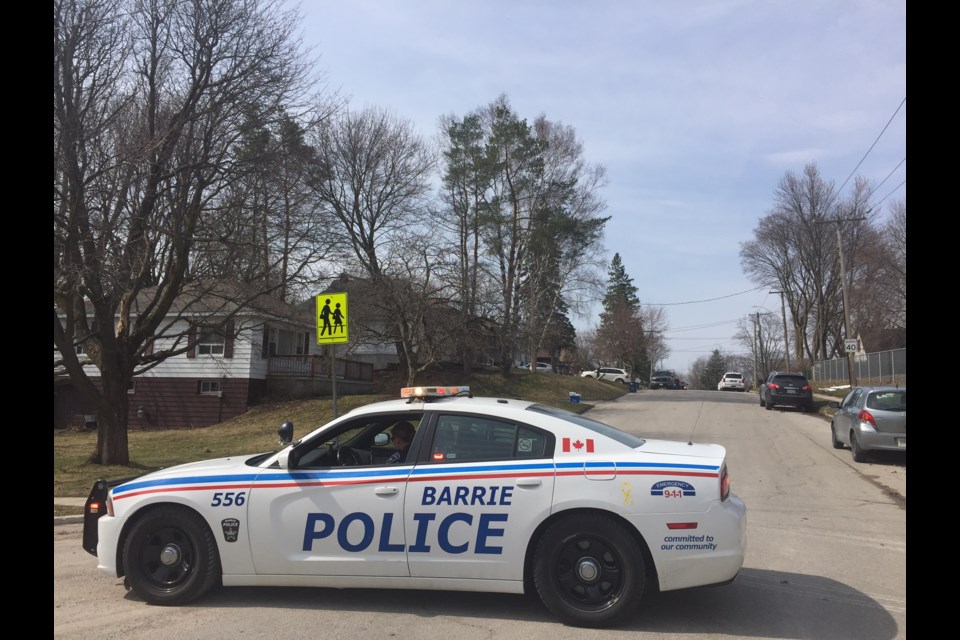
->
[127,380,136,394]
[75,343,84,355]
[199,380,222,395]
[198,327,225,355]
[268,327,278,356]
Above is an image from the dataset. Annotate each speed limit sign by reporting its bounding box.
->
[844,339,857,353]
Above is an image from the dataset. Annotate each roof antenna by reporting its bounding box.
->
[687,402,706,445]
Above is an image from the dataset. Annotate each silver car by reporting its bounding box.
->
[829,386,906,462]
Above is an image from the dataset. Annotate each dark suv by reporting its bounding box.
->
[760,371,814,412]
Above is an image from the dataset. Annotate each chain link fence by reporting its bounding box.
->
[811,348,906,386]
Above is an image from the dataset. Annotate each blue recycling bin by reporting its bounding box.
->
[628,381,640,393]
[568,392,581,404]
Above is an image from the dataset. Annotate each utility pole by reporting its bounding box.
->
[770,290,790,371]
[751,312,759,390]
[816,214,866,388]
[834,221,857,387]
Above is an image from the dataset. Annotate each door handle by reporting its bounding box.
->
[374,486,400,496]
[516,478,542,488]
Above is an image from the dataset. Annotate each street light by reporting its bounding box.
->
[769,291,790,371]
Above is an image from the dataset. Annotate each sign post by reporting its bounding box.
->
[316,293,349,417]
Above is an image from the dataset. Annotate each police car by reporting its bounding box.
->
[82,386,746,628]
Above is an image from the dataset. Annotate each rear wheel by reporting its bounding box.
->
[850,431,868,463]
[765,398,773,410]
[533,512,645,627]
[122,505,221,605]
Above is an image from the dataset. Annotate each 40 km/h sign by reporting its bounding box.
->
[316,293,348,344]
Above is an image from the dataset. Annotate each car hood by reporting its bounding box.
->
[638,438,726,460]
[110,454,268,497]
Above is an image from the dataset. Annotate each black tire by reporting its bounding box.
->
[830,422,844,449]
[759,395,765,407]
[533,512,645,628]
[615,378,624,384]
[765,398,774,411]
[850,431,867,463]
[122,505,221,605]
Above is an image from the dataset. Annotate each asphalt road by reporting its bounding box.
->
[54,389,906,640]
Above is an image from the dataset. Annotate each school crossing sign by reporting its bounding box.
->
[316,293,348,344]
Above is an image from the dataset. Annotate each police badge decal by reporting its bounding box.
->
[221,518,240,542]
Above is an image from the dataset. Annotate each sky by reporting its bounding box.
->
[288,0,907,375]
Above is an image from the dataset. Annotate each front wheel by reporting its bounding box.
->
[830,422,844,449]
[533,512,645,627]
[759,395,765,407]
[122,505,221,605]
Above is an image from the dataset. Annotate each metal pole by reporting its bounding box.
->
[331,344,338,418]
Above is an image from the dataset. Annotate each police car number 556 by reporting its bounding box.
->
[82,386,746,628]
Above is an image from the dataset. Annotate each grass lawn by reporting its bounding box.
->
[54,368,627,499]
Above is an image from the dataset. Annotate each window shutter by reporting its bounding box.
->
[224,320,235,359]
[261,324,270,359]
[187,324,197,358]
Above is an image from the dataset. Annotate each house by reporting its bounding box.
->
[54,284,374,430]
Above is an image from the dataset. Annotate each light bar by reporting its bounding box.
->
[400,385,471,399]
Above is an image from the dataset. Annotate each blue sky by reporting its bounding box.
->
[291,0,906,374]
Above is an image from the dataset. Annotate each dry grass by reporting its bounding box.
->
[54,368,627,497]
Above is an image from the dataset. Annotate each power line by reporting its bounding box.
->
[837,97,906,194]
[640,285,766,307]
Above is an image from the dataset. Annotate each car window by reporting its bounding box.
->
[842,388,862,408]
[867,390,906,411]
[429,414,552,462]
[726,373,742,379]
[773,375,807,386]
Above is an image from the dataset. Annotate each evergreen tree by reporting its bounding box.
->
[595,253,646,372]
[700,349,727,389]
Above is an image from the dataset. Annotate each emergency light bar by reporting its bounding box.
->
[400,385,471,400]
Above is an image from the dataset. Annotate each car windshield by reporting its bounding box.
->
[867,390,906,412]
[526,404,646,448]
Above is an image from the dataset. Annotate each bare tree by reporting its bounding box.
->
[308,106,438,383]
[54,0,331,464]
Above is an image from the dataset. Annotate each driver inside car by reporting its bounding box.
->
[385,421,416,464]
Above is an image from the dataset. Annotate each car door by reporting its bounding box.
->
[404,412,555,581]
[247,412,423,577]
[833,388,863,443]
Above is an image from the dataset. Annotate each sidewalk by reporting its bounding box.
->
[54,497,87,526]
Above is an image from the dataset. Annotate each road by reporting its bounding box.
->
[54,389,906,640]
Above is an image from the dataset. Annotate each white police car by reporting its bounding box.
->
[83,386,746,628]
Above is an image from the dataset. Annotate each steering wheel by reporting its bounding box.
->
[336,445,361,466]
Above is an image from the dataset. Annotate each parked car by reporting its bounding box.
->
[649,371,675,390]
[759,371,814,412]
[829,386,906,462]
[580,367,629,383]
[518,362,553,373]
[717,372,745,392]
[81,384,746,628]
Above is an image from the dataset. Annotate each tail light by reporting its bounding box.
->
[857,410,877,427]
[768,383,781,391]
[720,463,731,501]
[802,384,812,391]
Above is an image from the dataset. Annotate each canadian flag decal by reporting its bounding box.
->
[562,437,595,453]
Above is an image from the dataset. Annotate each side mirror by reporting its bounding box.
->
[828,401,841,410]
[278,420,294,445]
